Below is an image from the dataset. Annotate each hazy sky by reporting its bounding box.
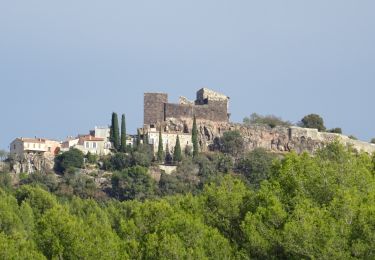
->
[1,1,375,150]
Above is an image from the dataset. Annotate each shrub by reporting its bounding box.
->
[328,128,342,134]
[243,113,291,128]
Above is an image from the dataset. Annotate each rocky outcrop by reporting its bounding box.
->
[163,119,375,154]
[10,153,55,174]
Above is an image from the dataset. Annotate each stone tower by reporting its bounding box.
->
[144,93,168,126]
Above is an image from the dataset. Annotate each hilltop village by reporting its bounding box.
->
[8,87,375,175]
[2,88,375,259]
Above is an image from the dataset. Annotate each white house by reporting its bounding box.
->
[10,138,61,158]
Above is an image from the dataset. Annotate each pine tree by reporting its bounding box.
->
[192,115,199,157]
[173,135,182,163]
[111,112,120,151]
[157,129,164,162]
[120,114,127,152]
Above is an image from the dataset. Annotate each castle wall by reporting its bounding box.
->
[164,101,228,122]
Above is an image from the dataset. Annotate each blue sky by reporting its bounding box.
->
[1,1,374,150]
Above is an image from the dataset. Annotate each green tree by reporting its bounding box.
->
[0,232,45,260]
[165,143,173,165]
[243,113,291,128]
[192,115,199,157]
[370,138,375,144]
[236,148,275,187]
[157,129,164,163]
[109,153,132,171]
[85,151,98,164]
[111,166,156,201]
[59,172,97,199]
[136,129,141,147]
[143,130,149,145]
[120,114,127,152]
[219,130,244,158]
[203,175,250,242]
[0,172,12,189]
[173,135,182,163]
[299,113,326,132]
[54,148,84,173]
[110,112,120,150]
[213,153,233,174]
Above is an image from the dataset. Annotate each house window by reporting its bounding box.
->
[48,147,51,152]
[93,142,97,149]
[85,142,90,149]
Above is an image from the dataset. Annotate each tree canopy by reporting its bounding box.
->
[54,148,84,173]
[1,140,375,259]
[299,113,326,132]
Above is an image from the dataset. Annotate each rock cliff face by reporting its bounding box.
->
[164,118,375,154]
[10,153,55,174]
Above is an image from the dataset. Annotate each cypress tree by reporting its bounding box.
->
[192,115,199,157]
[120,114,127,152]
[165,143,173,165]
[136,129,141,147]
[157,129,164,162]
[143,130,149,145]
[173,135,182,163]
[111,112,120,151]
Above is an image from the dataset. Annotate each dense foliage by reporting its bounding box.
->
[1,142,375,259]
[54,148,84,173]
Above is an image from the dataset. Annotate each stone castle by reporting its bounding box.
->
[144,88,230,126]
[143,88,375,155]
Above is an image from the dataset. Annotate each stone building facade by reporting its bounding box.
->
[147,128,192,155]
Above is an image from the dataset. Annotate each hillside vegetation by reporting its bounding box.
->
[0,142,375,259]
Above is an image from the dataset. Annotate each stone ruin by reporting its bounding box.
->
[143,88,375,155]
[144,88,230,127]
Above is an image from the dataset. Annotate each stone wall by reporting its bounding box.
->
[164,101,228,123]
[196,88,228,104]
